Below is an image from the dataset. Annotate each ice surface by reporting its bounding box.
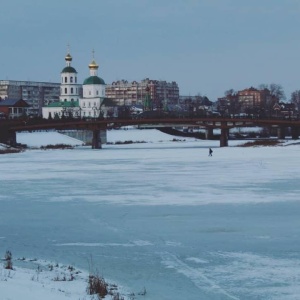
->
[16,130,84,147]
[0,129,300,299]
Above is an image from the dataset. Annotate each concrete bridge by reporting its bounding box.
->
[1,116,300,148]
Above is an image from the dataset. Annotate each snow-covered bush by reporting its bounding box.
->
[4,250,13,270]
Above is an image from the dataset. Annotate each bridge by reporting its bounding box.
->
[1,116,300,148]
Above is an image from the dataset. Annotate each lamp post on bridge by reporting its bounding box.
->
[61,107,67,119]
[92,105,104,119]
[75,107,82,119]
[62,106,74,119]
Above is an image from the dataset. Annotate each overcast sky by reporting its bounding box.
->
[1,0,300,101]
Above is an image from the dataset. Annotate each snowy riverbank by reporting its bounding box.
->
[1,129,300,299]
[0,257,131,300]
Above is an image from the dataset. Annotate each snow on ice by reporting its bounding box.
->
[0,128,300,299]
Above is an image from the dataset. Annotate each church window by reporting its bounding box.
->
[88,102,91,107]
[71,88,73,94]
[65,88,67,94]
[64,99,67,102]
[96,91,99,95]
[83,102,86,107]
[70,77,73,83]
[89,111,91,116]
[71,98,74,102]
[65,77,67,83]
[89,91,91,96]
[75,77,77,83]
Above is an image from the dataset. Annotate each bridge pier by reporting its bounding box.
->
[205,128,214,140]
[291,127,299,140]
[92,129,102,149]
[59,129,107,145]
[0,126,17,146]
[2,131,17,146]
[277,126,286,139]
[220,128,229,147]
[9,131,17,146]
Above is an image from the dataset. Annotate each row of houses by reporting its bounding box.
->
[0,51,297,119]
[216,87,296,118]
[0,85,296,120]
[0,77,181,118]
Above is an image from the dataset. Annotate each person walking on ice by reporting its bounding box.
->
[209,148,213,156]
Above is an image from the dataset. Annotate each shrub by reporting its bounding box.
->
[4,250,13,270]
[87,274,108,298]
[112,293,125,300]
[0,148,23,154]
[40,144,74,150]
[239,140,282,147]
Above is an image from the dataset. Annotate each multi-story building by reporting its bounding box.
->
[105,78,179,107]
[237,87,272,111]
[0,80,61,116]
[217,87,276,116]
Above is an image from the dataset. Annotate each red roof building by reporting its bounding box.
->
[0,99,30,119]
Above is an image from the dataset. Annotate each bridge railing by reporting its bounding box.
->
[2,113,300,132]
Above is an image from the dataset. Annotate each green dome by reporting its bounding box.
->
[61,66,77,73]
[83,76,105,85]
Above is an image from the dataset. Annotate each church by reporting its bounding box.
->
[42,50,107,119]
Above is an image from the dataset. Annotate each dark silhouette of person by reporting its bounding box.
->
[209,148,213,156]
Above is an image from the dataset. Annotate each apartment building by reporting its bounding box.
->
[238,87,273,111]
[217,87,276,115]
[0,80,61,116]
[105,78,179,107]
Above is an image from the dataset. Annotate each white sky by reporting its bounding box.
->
[1,0,300,100]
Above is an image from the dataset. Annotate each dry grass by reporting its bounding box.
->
[87,274,108,298]
[239,140,282,147]
[0,148,23,154]
[40,144,74,149]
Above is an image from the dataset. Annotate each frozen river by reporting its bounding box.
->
[1,129,300,299]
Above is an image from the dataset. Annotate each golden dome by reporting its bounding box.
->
[89,60,99,69]
[65,53,72,62]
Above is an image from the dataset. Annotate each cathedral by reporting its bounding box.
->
[42,50,106,119]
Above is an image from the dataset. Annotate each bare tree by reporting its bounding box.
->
[258,84,268,90]
[290,90,300,111]
[269,83,286,100]
[258,83,286,101]
[224,89,235,96]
